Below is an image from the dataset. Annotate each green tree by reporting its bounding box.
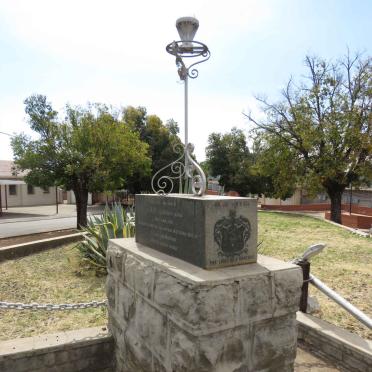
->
[165,118,180,136]
[12,95,151,228]
[123,106,183,193]
[247,53,372,223]
[205,127,271,196]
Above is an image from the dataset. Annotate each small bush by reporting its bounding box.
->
[76,203,134,273]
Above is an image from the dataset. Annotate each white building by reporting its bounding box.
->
[0,160,93,212]
[0,160,63,209]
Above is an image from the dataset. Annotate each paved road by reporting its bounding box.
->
[0,216,78,238]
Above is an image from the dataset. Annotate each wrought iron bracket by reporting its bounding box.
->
[166,40,210,80]
[151,143,206,196]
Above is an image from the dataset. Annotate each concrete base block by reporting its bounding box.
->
[106,238,302,372]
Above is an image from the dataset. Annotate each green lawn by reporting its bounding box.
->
[0,212,370,341]
[258,211,372,340]
[0,246,107,341]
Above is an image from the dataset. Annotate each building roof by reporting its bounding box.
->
[0,160,27,180]
[0,179,25,185]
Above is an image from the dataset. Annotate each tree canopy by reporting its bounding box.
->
[12,95,151,227]
[205,127,273,196]
[247,52,372,223]
[123,106,183,193]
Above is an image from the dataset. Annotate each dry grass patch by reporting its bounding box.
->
[258,211,372,340]
[0,245,107,341]
[1,213,370,341]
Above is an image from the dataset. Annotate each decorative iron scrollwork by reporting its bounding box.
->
[151,143,185,195]
[151,143,206,196]
[185,143,206,196]
[167,40,210,82]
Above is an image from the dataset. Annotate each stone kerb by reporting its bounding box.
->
[0,327,113,372]
[0,233,85,262]
[106,238,302,372]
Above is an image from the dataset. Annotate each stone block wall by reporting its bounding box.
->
[107,238,302,372]
[0,327,113,372]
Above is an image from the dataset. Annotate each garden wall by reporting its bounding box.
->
[261,203,372,216]
[261,203,330,212]
[0,327,113,372]
[347,204,372,216]
[325,212,372,229]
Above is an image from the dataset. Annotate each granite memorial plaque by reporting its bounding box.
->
[135,194,257,269]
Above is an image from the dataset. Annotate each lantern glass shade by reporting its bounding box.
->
[176,17,199,48]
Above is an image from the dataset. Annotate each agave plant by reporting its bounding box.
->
[76,203,135,273]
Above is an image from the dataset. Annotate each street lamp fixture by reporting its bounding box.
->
[176,17,199,48]
[151,17,210,196]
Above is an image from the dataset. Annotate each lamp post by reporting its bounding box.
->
[151,17,210,196]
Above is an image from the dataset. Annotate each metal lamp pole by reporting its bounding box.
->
[166,17,210,196]
[184,71,188,152]
[151,17,210,196]
[183,68,189,179]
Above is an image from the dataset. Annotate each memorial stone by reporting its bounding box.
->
[135,194,257,269]
[106,194,301,372]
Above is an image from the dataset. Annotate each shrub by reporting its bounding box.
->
[76,203,135,273]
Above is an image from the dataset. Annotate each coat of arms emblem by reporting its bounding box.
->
[214,210,251,257]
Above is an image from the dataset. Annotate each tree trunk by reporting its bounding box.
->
[329,190,343,224]
[73,186,88,229]
[323,179,346,224]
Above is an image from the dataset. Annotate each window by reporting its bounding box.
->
[27,185,34,194]
[9,185,17,195]
[43,187,50,193]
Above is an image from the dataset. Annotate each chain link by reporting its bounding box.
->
[0,299,107,311]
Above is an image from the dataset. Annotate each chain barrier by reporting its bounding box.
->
[0,299,107,311]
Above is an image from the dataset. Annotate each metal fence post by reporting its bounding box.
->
[297,260,310,313]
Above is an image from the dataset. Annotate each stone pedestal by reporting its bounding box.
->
[106,238,302,372]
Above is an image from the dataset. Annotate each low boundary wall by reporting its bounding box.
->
[261,203,330,212]
[0,327,113,372]
[297,312,372,372]
[325,212,372,229]
[261,203,372,216]
[0,233,84,262]
[0,314,370,371]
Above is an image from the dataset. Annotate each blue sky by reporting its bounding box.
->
[0,0,371,161]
